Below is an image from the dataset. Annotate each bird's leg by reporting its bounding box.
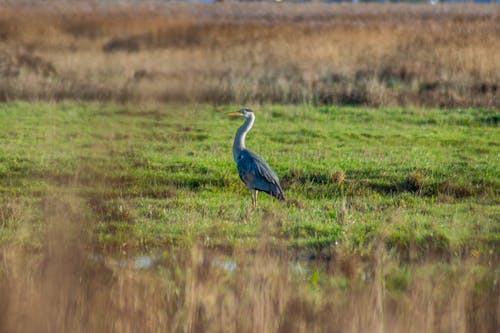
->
[252,190,257,208]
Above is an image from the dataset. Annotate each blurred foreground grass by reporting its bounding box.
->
[0,101,498,261]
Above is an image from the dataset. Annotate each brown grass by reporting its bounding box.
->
[0,3,498,107]
[0,193,498,333]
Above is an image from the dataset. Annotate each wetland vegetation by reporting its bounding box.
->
[0,2,498,332]
[0,102,498,332]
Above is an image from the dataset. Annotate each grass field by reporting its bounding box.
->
[0,101,498,332]
[1,101,498,256]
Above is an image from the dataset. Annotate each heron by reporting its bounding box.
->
[226,107,285,207]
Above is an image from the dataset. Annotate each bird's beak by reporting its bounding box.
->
[225,111,241,117]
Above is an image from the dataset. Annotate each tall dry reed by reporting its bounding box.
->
[0,193,498,333]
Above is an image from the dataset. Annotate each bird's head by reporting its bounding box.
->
[226,107,254,119]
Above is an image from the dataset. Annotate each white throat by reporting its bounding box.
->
[232,113,255,163]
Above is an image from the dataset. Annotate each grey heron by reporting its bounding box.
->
[226,107,285,207]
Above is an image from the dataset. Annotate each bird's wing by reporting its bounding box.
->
[237,150,285,199]
[237,150,277,183]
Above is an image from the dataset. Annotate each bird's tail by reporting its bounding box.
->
[273,186,285,201]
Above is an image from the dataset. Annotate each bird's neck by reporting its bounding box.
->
[233,114,255,162]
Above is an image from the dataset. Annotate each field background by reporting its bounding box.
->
[0,2,499,107]
[0,2,499,333]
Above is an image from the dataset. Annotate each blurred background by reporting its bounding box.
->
[0,1,498,108]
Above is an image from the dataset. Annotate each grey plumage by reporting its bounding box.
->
[237,149,285,200]
[226,107,285,207]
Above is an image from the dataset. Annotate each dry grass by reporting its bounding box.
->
[0,193,498,333]
[0,3,498,107]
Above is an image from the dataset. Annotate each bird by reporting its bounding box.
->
[226,107,285,207]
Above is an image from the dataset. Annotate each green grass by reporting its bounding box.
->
[0,101,498,258]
